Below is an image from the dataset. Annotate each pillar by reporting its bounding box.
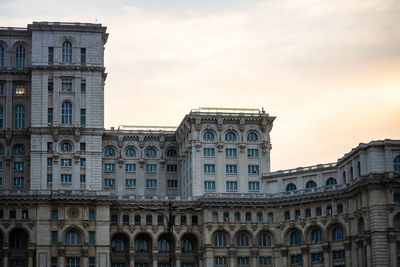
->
[198,252,203,267]
[251,250,258,267]
[129,251,135,267]
[152,252,158,267]
[58,248,65,267]
[176,252,181,267]
[322,244,330,267]
[28,249,35,267]
[280,248,288,267]
[365,236,372,267]
[3,249,8,267]
[389,234,397,267]
[301,246,309,267]
[229,249,236,267]
[273,248,282,266]
[81,248,88,267]
[344,242,352,267]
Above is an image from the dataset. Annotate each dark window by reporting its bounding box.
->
[10,209,16,219]
[52,231,58,245]
[0,209,3,219]
[89,231,95,245]
[89,257,95,267]
[89,210,95,220]
[291,231,302,245]
[305,208,311,217]
[267,212,273,223]
[48,47,54,63]
[257,212,262,222]
[80,143,86,151]
[51,210,58,219]
[48,78,54,92]
[111,214,118,225]
[80,48,86,64]
[146,215,152,225]
[316,207,322,216]
[47,142,53,151]
[135,215,141,225]
[51,257,57,267]
[80,109,86,126]
[192,215,198,225]
[81,80,86,93]
[245,212,251,222]
[234,212,241,222]
[312,253,323,263]
[285,211,290,220]
[158,215,164,225]
[123,215,129,225]
[223,212,229,222]
[295,210,301,219]
[327,206,333,215]
[21,210,28,219]
[181,215,187,225]
[291,255,302,264]
[338,204,344,214]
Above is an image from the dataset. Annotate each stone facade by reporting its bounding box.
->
[0,21,400,267]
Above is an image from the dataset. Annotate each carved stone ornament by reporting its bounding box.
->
[68,208,79,219]
[138,158,145,167]
[28,221,35,229]
[58,248,66,257]
[217,143,224,152]
[152,225,158,233]
[57,220,65,228]
[280,249,288,256]
[82,220,89,229]
[3,221,10,229]
[229,224,236,231]
[74,128,81,142]
[195,142,202,151]
[81,248,88,257]
[129,252,135,260]
[206,224,213,232]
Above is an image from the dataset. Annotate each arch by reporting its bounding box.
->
[394,155,400,173]
[104,145,117,157]
[224,131,237,142]
[286,183,297,192]
[134,232,152,252]
[14,105,26,128]
[326,177,337,186]
[111,232,130,252]
[145,146,158,158]
[258,231,272,247]
[289,230,302,245]
[326,222,346,241]
[16,45,26,68]
[13,144,25,156]
[124,146,137,157]
[305,180,317,189]
[236,231,250,247]
[62,41,72,63]
[66,230,81,245]
[61,101,72,125]
[246,130,259,142]
[310,228,323,243]
[202,129,216,141]
[9,228,29,249]
[157,233,175,252]
[166,147,177,157]
[180,233,198,252]
[213,231,229,247]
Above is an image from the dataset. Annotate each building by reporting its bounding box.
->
[0,21,399,267]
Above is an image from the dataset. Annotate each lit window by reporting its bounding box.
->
[204,181,215,190]
[226,181,238,191]
[14,106,25,128]
[225,148,237,157]
[247,132,258,141]
[16,45,26,68]
[14,84,26,95]
[61,102,72,125]
[286,183,297,192]
[66,231,81,245]
[125,179,136,188]
[62,41,72,63]
[203,148,215,156]
[13,177,24,187]
[61,174,72,183]
[203,131,215,141]
[306,180,317,188]
[225,131,236,141]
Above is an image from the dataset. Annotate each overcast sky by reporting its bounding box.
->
[1,0,399,170]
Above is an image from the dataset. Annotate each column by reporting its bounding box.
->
[356,240,364,267]
[58,248,66,267]
[81,249,88,267]
[280,248,288,267]
[176,252,181,267]
[129,251,135,267]
[273,248,282,266]
[198,252,203,267]
[229,249,236,267]
[204,248,214,267]
[28,249,35,267]
[152,251,158,267]
[344,242,352,267]
[3,249,8,267]
[301,246,309,267]
[322,244,330,267]
[388,234,397,267]
[365,236,372,267]
[251,250,258,267]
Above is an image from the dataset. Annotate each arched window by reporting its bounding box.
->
[394,156,400,173]
[158,239,170,252]
[306,180,317,189]
[61,102,72,125]
[134,239,148,251]
[0,106,3,128]
[311,229,323,243]
[62,41,72,63]
[342,171,346,184]
[104,147,116,156]
[13,145,25,155]
[332,226,344,241]
[14,105,25,128]
[16,45,26,68]
[166,148,177,157]
[290,231,302,245]
[286,183,297,192]
[9,229,28,249]
[0,45,4,67]
[326,178,337,186]
[214,233,227,247]
[237,233,249,247]
[0,146,4,155]
[247,132,258,142]
[357,161,361,177]
[66,230,81,245]
[259,233,271,247]
[146,148,157,157]
[203,131,215,141]
[61,142,72,152]
[225,131,236,141]
[112,238,126,251]
[125,148,136,157]
[180,239,193,252]
[350,166,354,180]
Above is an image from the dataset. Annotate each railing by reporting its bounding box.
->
[263,162,337,178]
[190,107,265,115]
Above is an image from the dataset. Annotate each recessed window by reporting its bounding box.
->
[326,177,337,186]
[61,142,72,152]
[291,255,302,265]
[166,148,177,157]
[134,215,141,225]
[104,147,115,156]
[0,82,4,95]
[80,175,86,183]
[248,149,259,157]
[14,106,26,128]
[48,47,54,63]
[237,233,249,246]
[267,212,273,222]
[21,210,28,219]
[62,79,73,91]
[47,174,53,183]
[48,78,54,92]
[51,209,58,219]
[290,231,302,245]
[394,156,400,173]
[167,180,178,188]
[203,131,215,141]
[80,48,86,64]
[158,215,164,225]
[248,165,259,174]
[13,162,24,170]
[333,226,344,240]
[167,164,177,173]
[223,212,229,222]
[80,109,86,126]
[125,148,136,157]
[237,257,250,266]
[245,212,251,222]
[16,45,26,68]
[125,164,136,172]
[225,131,236,141]
[146,179,157,188]
[47,158,53,167]
[333,250,345,260]
[61,174,72,183]
[104,163,115,172]
[247,132,258,141]
[234,212,241,222]
[214,233,227,246]
[48,108,53,125]
[111,214,118,224]
[0,45,4,67]
[312,253,323,263]
[286,183,297,192]
[80,80,86,93]
[14,145,25,155]
[66,230,81,245]
[61,102,72,125]
[259,232,271,247]
[61,159,72,166]
[180,215,187,225]
[146,164,157,172]
[225,148,237,157]
[259,256,272,266]
[226,181,238,191]
[146,148,157,157]
[89,210,95,220]
[203,148,215,156]
[306,180,317,188]
[311,229,323,243]
[13,177,24,187]
[215,257,227,266]
[248,181,260,191]
[226,165,237,174]
[104,178,115,187]
[9,209,16,219]
[80,142,86,151]
[52,231,58,245]
[125,179,136,188]
[89,231,95,245]
[62,41,72,63]
[305,208,311,217]
[337,204,344,214]
[204,181,215,190]
[316,207,322,216]
[285,210,290,220]
[204,164,215,173]
[295,209,301,219]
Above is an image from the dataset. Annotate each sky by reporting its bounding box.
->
[1,0,399,170]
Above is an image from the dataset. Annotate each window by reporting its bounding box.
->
[14,106,25,128]
[80,158,86,167]
[146,164,157,172]
[226,181,238,190]
[51,257,57,267]
[247,132,258,141]
[311,229,323,243]
[51,210,58,219]
[203,148,215,156]
[204,164,215,173]
[62,41,72,63]
[80,80,86,93]
[167,180,178,188]
[0,162,2,170]
[158,215,164,225]
[9,209,16,219]
[235,212,241,222]
[135,238,148,251]
[46,157,53,167]
[248,149,259,157]
[167,164,177,172]
[16,45,26,68]
[333,250,345,260]
[225,148,237,157]
[48,78,54,92]
[259,232,271,247]
[146,179,157,188]
[158,239,170,252]
[66,258,80,267]
[89,231,95,245]
[104,163,115,172]
[80,109,86,126]
[259,257,272,266]
[248,181,260,191]
[316,207,322,216]
[327,205,333,215]
[0,209,3,218]
[61,159,72,166]
[350,166,354,180]
[166,148,177,157]
[61,174,72,183]
[312,253,323,263]
[125,148,136,157]
[285,211,290,220]
[394,156,400,173]
[204,181,215,190]
[214,233,227,246]
[333,226,344,240]
[52,231,58,245]
[80,48,86,63]
[126,179,136,188]
[305,208,311,217]
[89,210,95,220]
[21,210,28,219]
[80,175,86,183]
[14,177,24,186]
[13,162,24,170]
[226,165,237,174]
[146,148,157,157]
[286,183,297,192]
[342,171,347,184]
[215,257,227,266]
[62,79,73,91]
[61,142,72,152]
[111,214,118,224]
[192,215,198,225]
[338,204,344,214]
[80,142,86,151]
[223,212,229,222]
[306,180,317,188]
[212,212,218,222]
[104,179,115,187]
[0,45,3,67]
[134,215,141,225]
[203,131,215,141]
[290,231,302,245]
[126,164,136,172]
[15,84,26,95]
[326,177,337,186]
[0,106,3,128]
[14,145,24,155]
[48,47,54,63]
[267,212,273,223]
[291,255,302,265]
[0,82,4,95]
[0,177,2,186]
[225,131,236,141]
[104,147,115,156]
[245,212,251,222]
[257,212,262,222]
[248,165,259,174]
[89,258,95,267]
[237,233,249,246]
[61,102,72,125]
[66,231,81,245]
[180,215,187,225]
[146,215,152,225]
[357,161,361,176]
[295,209,301,219]
[237,257,249,266]
[48,108,53,125]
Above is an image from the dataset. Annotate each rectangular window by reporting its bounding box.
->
[192,215,198,225]
[295,209,301,219]
[52,231,58,245]
[146,215,152,225]
[225,148,237,157]
[212,212,218,222]
[81,80,86,93]
[285,210,290,220]
[48,78,54,92]
[226,165,237,174]
[0,209,3,219]
[327,205,333,215]
[89,231,95,245]
[66,258,80,267]
[61,174,72,183]
[51,210,58,219]
[204,181,215,190]
[80,158,86,167]
[204,164,215,173]
[237,257,250,266]
[248,148,259,157]
[89,210,95,220]
[14,177,24,186]
[0,82,4,95]
[245,212,251,222]
[47,142,53,151]
[215,257,227,266]
[51,257,57,267]
[9,210,16,219]
[13,162,24,170]
[125,164,136,172]
[80,48,86,64]
[80,175,86,183]
[134,215,141,225]
[268,212,274,222]
[126,179,136,188]
[62,79,72,91]
[248,165,259,174]
[47,173,54,183]
[181,215,187,225]
[0,162,2,170]
[80,142,86,151]
[104,178,115,187]
[146,164,157,172]
[48,108,53,125]
[104,163,115,172]
[316,207,322,216]
[333,250,345,260]
[158,215,164,225]
[80,109,86,126]
[48,47,54,63]
[167,180,178,188]
[15,84,26,95]
[312,253,323,263]
[257,212,262,222]
[0,177,2,186]
[248,181,260,191]
[291,255,302,265]
[167,164,177,173]
[226,181,238,190]
[338,204,344,214]
[259,256,272,266]
[89,258,95,267]
[111,214,118,224]
[203,148,215,157]
[305,208,311,217]
[61,159,72,167]
[146,179,157,188]
[235,212,241,222]
[223,212,229,222]
[21,210,28,219]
